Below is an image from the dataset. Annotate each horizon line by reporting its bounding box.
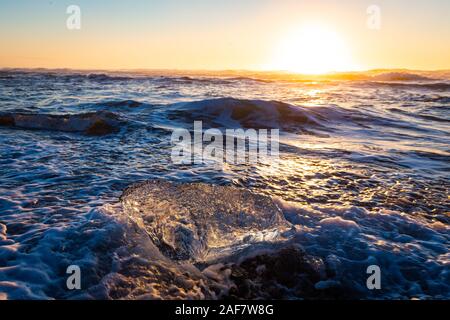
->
[1,66,450,75]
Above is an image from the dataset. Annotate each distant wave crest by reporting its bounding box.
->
[371,72,434,81]
[370,81,450,91]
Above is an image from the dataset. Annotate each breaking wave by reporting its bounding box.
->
[159,97,427,136]
[161,98,328,130]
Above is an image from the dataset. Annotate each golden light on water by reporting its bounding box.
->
[268,23,357,74]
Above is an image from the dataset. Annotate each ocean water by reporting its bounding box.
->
[0,69,449,299]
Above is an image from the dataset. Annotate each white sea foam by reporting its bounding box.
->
[0,180,448,299]
[0,70,449,300]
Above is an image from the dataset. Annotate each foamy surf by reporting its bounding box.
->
[0,70,449,300]
[5,180,449,300]
[101,182,450,300]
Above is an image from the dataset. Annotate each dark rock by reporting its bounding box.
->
[0,114,14,126]
[85,119,119,136]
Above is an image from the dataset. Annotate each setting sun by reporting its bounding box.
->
[268,23,357,74]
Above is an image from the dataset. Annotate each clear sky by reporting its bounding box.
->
[1,0,449,72]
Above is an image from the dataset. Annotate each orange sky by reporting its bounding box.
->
[1,0,449,72]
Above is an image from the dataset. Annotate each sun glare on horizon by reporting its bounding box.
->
[267,23,358,74]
